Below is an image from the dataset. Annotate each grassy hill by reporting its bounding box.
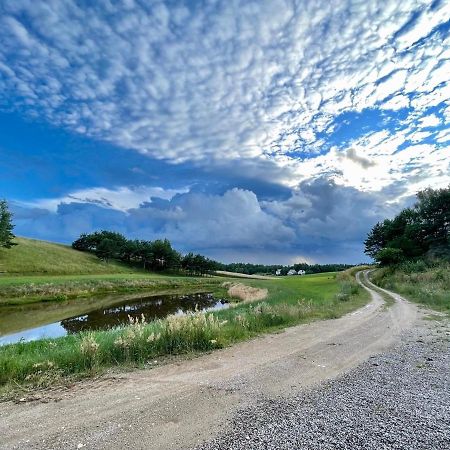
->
[0,237,140,276]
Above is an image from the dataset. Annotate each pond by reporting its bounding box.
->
[0,292,229,346]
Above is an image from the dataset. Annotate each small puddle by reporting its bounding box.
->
[0,292,229,346]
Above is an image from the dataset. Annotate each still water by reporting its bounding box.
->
[0,292,229,346]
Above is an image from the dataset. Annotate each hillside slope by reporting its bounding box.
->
[0,237,140,275]
[371,260,450,313]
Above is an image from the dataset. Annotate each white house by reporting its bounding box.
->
[297,270,306,275]
[275,268,282,276]
[287,269,297,275]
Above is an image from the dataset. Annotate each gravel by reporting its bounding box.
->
[193,319,450,450]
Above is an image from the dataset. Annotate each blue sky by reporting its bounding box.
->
[0,0,449,264]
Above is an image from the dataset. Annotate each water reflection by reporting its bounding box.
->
[0,292,228,345]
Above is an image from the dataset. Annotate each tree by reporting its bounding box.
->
[149,239,181,270]
[416,186,450,249]
[364,185,450,265]
[375,247,404,265]
[0,200,16,249]
[72,230,127,257]
[94,238,118,262]
[135,240,154,270]
[364,221,387,259]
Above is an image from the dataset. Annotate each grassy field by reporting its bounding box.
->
[0,269,370,395]
[0,237,220,304]
[371,260,450,313]
[0,237,141,275]
[0,273,223,305]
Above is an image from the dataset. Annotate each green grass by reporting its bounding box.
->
[0,273,223,305]
[371,260,450,313]
[0,237,140,275]
[0,269,370,396]
[0,237,226,304]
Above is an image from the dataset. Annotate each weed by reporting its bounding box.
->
[371,261,450,313]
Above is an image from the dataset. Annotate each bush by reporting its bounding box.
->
[375,247,404,265]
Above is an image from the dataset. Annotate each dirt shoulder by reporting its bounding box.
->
[0,271,418,450]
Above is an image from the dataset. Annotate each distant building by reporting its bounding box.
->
[297,270,306,275]
[275,268,282,276]
[287,269,297,275]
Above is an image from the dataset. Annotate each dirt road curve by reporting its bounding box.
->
[0,271,419,450]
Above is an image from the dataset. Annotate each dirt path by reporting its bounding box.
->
[0,271,419,450]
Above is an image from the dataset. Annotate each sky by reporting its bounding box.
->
[0,0,449,264]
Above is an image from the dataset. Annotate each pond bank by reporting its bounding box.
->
[0,273,224,305]
[0,271,369,397]
[0,292,229,346]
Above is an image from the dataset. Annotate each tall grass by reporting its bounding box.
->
[0,270,369,394]
[372,260,450,312]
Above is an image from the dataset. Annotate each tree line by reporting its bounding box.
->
[216,262,354,275]
[72,230,218,275]
[364,186,450,265]
[73,230,354,276]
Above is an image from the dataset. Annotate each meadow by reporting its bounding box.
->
[0,273,223,305]
[0,237,138,275]
[0,238,220,305]
[0,270,369,396]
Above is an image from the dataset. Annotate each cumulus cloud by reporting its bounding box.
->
[3,1,450,263]
[13,188,294,255]
[12,181,409,263]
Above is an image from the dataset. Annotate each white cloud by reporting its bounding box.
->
[24,185,187,212]
[1,0,450,272]
[418,113,441,128]
[13,182,404,263]
[381,94,410,111]
[435,128,450,144]
[0,0,449,190]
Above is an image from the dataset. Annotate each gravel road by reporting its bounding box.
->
[194,318,450,450]
[1,271,447,450]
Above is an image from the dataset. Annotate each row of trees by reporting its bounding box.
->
[73,230,354,277]
[72,231,218,275]
[364,186,450,265]
[0,200,16,249]
[217,261,354,275]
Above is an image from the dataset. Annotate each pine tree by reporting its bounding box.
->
[0,200,16,249]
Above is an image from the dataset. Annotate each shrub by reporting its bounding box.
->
[375,247,404,265]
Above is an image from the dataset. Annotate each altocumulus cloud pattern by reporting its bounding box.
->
[0,0,449,263]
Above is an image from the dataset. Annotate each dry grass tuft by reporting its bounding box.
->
[224,282,268,303]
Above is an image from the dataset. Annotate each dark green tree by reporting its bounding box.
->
[95,238,117,262]
[149,239,181,270]
[375,247,404,266]
[416,186,450,249]
[0,200,16,249]
[364,185,450,264]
